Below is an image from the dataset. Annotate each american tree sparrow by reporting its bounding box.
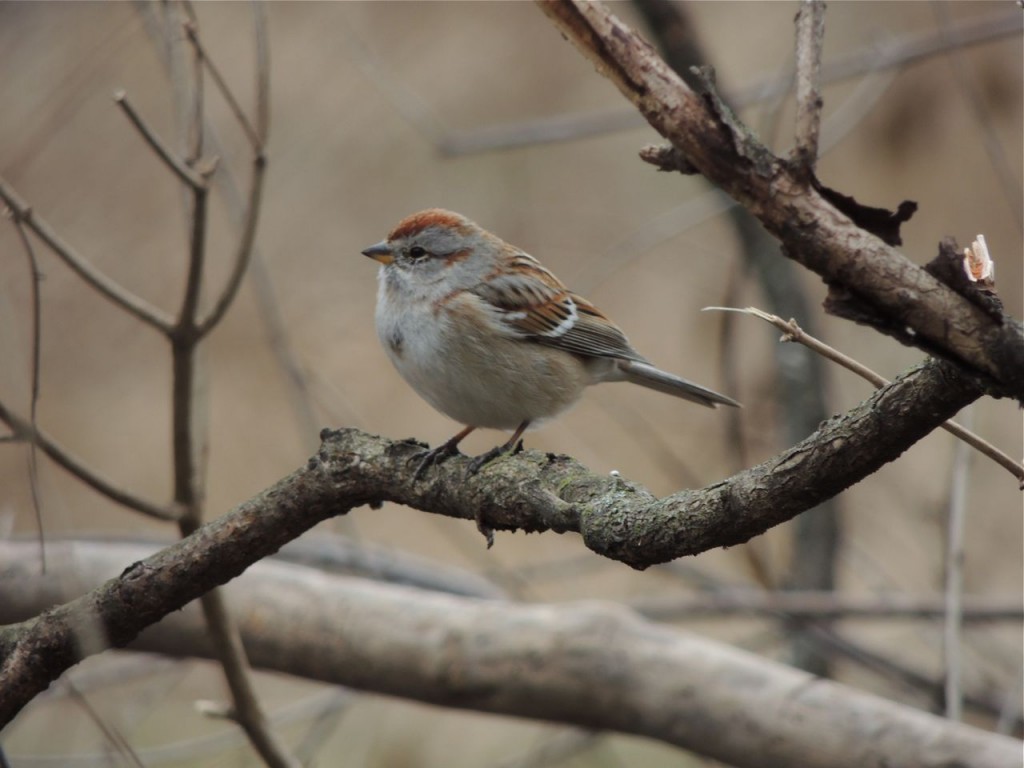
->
[362,209,739,477]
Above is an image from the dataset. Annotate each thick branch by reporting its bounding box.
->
[0,357,982,722]
[536,0,1024,400]
[0,541,1018,768]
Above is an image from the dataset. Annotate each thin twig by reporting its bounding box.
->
[791,0,826,178]
[183,18,264,152]
[252,0,270,146]
[66,682,146,768]
[133,11,299,762]
[113,91,206,190]
[193,0,269,338]
[0,399,178,521]
[705,307,1024,484]
[11,218,47,571]
[932,3,1024,229]
[165,7,294,768]
[944,406,972,721]
[196,150,266,337]
[196,587,300,768]
[0,178,174,333]
[181,1,204,165]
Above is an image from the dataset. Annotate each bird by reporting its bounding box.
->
[362,208,739,478]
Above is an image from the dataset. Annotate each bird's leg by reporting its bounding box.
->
[465,421,530,549]
[467,420,530,476]
[413,425,475,481]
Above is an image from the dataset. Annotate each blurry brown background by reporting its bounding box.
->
[1,2,1021,766]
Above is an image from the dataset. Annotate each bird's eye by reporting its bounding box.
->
[408,246,428,260]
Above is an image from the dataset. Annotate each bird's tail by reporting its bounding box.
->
[615,360,740,408]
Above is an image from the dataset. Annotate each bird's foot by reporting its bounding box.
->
[466,438,524,476]
[466,445,505,476]
[412,440,462,481]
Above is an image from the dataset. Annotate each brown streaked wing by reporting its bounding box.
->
[471,253,645,362]
[472,254,579,338]
[541,293,647,362]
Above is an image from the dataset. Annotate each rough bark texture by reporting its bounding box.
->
[1,540,1019,768]
[0,357,981,726]
[537,0,1024,401]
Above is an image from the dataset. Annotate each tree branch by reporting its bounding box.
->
[709,306,1024,484]
[113,90,207,190]
[0,399,178,522]
[791,0,826,178]
[0,178,174,334]
[536,0,1024,400]
[0,355,984,723]
[0,540,1018,768]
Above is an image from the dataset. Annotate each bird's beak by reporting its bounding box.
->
[361,241,394,265]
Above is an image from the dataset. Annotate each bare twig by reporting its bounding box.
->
[113,91,207,190]
[0,399,178,521]
[0,178,174,333]
[791,0,826,178]
[66,682,146,768]
[932,3,1024,229]
[193,2,269,338]
[195,155,266,337]
[944,406,973,721]
[162,8,293,768]
[706,307,1024,484]
[251,0,270,147]
[10,218,46,570]
[181,2,204,164]
[183,18,264,152]
[196,587,298,768]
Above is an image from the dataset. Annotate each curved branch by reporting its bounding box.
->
[364,357,977,569]
[0,178,174,334]
[536,0,1024,400]
[0,540,1018,768]
[0,356,982,723]
[0,399,178,522]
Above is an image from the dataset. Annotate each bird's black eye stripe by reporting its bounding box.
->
[408,246,428,260]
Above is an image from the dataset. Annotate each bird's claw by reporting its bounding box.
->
[466,446,504,476]
[465,438,524,477]
[412,442,461,481]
